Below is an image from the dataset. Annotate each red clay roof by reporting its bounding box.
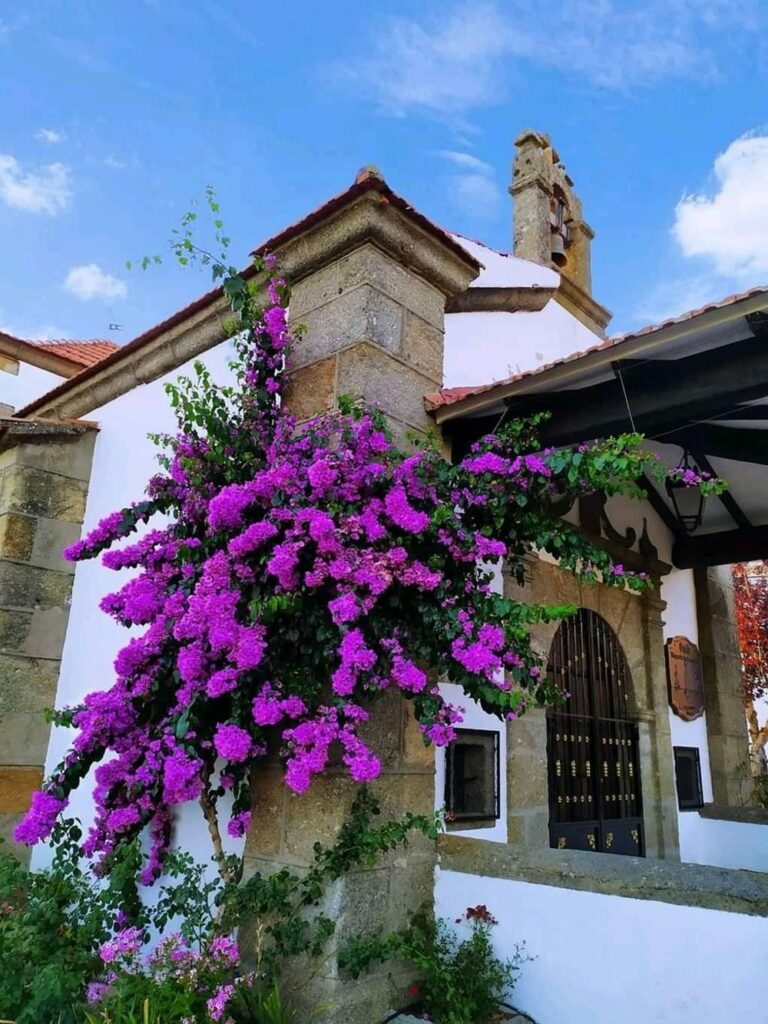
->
[30,339,119,367]
[426,284,768,412]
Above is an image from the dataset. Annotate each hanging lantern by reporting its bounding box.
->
[665,450,706,533]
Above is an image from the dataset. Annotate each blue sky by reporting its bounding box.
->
[1,0,767,348]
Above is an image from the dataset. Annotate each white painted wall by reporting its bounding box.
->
[678,813,768,872]
[32,338,245,876]
[657,568,766,870]
[444,299,599,389]
[661,568,716,821]
[0,361,64,411]
[436,868,768,1024]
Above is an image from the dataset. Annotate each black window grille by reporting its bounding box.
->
[445,729,500,822]
[547,608,645,855]
[674,746,704,810]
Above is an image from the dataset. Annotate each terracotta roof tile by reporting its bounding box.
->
[30,339,119,368]
[426,284,768,412]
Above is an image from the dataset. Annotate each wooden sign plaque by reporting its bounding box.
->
[665,636,704,722]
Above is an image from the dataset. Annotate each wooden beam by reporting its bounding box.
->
[717,406,768,421]
[444,414,503,463]
[689,449,752,530]
[672,425,768,466]
[673,525,768,569]
[637,473,682,538]
[507,334,768,446]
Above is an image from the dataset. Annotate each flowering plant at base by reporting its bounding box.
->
[15,238,717,883]
[340,903,524,1024]
[84,927,256,1024]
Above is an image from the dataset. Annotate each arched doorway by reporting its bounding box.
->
[546,608,645,856]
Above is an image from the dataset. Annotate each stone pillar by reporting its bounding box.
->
[510,130,611,337]
[0,425,96,857]
[243,171,480,1023]
[502,557,551,849]
[510,131,552,270]
[278,170,477,439]
[695,566,751,806]
[637,588,680,859]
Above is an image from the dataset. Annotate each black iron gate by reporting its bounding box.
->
[546,609,644,856]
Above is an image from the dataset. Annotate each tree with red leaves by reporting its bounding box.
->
[732,561,768,778]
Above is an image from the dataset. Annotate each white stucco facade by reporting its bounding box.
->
[32,339,246,874]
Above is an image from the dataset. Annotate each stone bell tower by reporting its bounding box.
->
[510,129,612,337]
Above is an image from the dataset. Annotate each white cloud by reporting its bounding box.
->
[632,274,726,328]
[64,264,127,301]
[438,150,494,173]
[340,0,762,119]
[0,155,71,214]
[438,150,502,219]
[36,128,64,144]
[673,134,768,282]
[451,171,502,219]
[340,2,513,119]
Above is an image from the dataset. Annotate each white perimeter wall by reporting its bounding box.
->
[32,339,245,876]
[436,868,768,1024]
[677,813,768,872]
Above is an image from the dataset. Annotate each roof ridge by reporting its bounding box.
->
[31,338,118,347]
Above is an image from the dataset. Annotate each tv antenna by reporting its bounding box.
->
[107,307,123,332]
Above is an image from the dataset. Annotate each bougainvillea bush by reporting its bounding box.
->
[15,245,711,883]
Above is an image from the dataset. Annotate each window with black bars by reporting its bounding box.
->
[445,729,500,822]
[674,746,704,810]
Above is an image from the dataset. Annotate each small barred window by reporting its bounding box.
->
[445,729,500,823]
[674,746,704,811]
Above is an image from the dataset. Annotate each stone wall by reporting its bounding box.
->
[695,565,752,806]
[284,240,449,441]
[0,428,96,857]
[503,555,680,861]
[244,692,436,1022]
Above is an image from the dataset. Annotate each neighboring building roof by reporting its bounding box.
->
[428,284,768,414]
[0,330,118,378]
[30,340,119,368]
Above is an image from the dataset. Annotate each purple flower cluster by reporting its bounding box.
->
[89,929,244,1022]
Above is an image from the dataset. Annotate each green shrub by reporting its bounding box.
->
[341,904,526,1024]
[0,821,140,1024]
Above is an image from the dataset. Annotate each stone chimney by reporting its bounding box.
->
[510,129,611,337]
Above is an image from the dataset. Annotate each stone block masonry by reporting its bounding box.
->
[0,426,96,860]
[695,565,752,807]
